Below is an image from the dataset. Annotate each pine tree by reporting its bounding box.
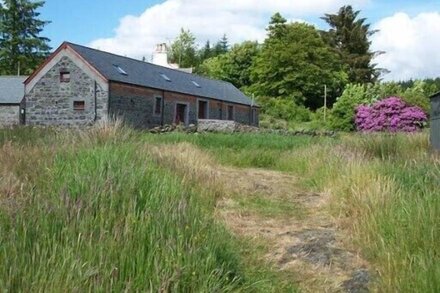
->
[199,40,212,62]
[267,12,287,39]
[214,34,229,55]
[321,5,381,83]
[0,0,51,75]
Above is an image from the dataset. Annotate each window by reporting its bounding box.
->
[60,71,70,82]
[73,101,85,111]
[227,105,234,120]
[218,103,223,120]
[160,73,171,82]
[154,96,162,115]
[251,108,257,125]
[191,80,201,88]
[113,64,127,75]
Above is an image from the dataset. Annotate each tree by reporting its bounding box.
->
[198,41,260,90]
[0,0,51,75]
[213,34,229,56]
[199,40,213,62]
[321,5,381,84]
[169,28,198,68]
[251,14,347,109]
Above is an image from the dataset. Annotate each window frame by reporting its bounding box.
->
[153,96,163,116]
[227,105,234,121]
[197,98,209,120]
[73,100,85,111]
[60,71,71,83]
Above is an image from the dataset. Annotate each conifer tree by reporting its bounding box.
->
[0,0,51,75]
[321,5,381,83]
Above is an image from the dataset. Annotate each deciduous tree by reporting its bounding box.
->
[251,13,347,109]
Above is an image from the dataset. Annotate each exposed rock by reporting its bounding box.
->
[343,269,371,293]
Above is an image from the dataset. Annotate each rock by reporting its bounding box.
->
[342,269,371,293]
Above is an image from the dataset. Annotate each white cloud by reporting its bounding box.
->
[372,12,440,81]
[89,0,367,60]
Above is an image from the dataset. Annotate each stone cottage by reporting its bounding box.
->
[0,76,27,127]
[24,42,259,127]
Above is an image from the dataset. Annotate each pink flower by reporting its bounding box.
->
[355,97,427,132]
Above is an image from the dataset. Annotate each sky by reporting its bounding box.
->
[36,0,440,81]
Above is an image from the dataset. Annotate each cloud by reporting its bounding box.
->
[371,12,440,81]
[89,0,367,60]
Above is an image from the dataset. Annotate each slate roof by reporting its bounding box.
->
[67,42,256,106]
[0,76,27,104]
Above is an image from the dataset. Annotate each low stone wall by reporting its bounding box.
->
[148,119,336,137]
[197,119,237,133]
[0,105,20,127]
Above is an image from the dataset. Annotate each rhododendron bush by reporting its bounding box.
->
[355,97,427,132]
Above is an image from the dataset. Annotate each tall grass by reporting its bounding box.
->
[0,126,295,291]
[147,131,439,292]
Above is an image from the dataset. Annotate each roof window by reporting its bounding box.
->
[191,80,201,88]
[160,73,171,82]
[113,64,127,75]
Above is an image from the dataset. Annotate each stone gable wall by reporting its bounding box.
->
[25,56,108,126]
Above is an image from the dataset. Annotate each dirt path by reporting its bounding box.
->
[150,143,372,292]
[215,167,372,293]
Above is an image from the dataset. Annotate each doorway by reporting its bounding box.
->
[175,103,188,125]
[198,100,208,119]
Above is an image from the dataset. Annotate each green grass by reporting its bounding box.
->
[1,127,438,292]
[145,130,439,292]
[0,127,298,292]
[144,132,334,169]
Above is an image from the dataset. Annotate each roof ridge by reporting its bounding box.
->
[66,42,235,86]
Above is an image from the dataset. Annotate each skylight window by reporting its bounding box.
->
[191,80,201,88]
[113,64,127,75]
[160,73,171,82]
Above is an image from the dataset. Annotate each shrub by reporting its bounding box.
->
[329,84,370,131]
[257,96,311,122]
[355,97,427,132]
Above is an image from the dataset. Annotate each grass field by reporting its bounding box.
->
[0,125,439,292]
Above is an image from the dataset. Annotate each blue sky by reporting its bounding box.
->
[37,0,440,80]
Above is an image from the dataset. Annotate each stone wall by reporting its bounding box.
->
[109,83,163,128]
[109,82,257,128]
[198,119,237,133]
[25,56,108,126]
[0,105,20,127]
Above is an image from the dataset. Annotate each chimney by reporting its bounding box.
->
[152,43,169,67]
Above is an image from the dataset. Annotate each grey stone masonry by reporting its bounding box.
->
[109,95,161,128]
[197,119,237,133]
[25,56,108,126]
[0,105,20,127]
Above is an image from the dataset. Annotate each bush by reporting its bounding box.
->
[257,96,311,122]
[329,84,370,131]
[355,97,427,132]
